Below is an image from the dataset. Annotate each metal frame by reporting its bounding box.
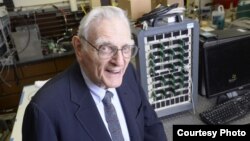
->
[133,19,199,117]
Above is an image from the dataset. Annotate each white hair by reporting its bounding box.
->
[77,6,131,40]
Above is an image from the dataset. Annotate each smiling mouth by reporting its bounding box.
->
[106,69,121,74]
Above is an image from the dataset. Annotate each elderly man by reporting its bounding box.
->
[22,6,167,141]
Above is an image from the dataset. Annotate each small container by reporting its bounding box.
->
[212,5,225,29]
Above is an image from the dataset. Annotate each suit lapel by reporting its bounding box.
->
[68,63,112,141]
[75,96,111,141]
[117,83,142,141]
[67,63,142,141]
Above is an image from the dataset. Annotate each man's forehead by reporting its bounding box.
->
[95,37,134,45]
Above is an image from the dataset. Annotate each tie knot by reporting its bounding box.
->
[103,91,113,105]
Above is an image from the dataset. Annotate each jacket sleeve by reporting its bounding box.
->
[129,64,168,141]
[22,102,58,141]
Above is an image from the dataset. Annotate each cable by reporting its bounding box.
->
[52,5,68,31]
[0,59,12,87]
[135,3,179,27]
[80,3,87,15]
[190,77,196,115]
[15,13,31,55]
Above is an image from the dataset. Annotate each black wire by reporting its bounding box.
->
[136,3,179,23]
[52,4,68,31]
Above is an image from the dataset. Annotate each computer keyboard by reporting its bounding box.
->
[199,92,250,125]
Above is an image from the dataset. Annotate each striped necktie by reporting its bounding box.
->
[102,91,124,141]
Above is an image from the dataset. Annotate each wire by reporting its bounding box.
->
[80,3,87,15]
[190,77,196,115]
[15,13,31,55]
[52,5,68,30]
[0,59,12,87]
[136,3,179,26]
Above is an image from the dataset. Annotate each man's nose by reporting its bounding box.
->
[111,50,125,65]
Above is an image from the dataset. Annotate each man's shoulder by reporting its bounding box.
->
[31,72,69,106]
[30,63,80,107]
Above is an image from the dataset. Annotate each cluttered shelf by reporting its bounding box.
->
[0,6,82,119]
[0,50,76,117]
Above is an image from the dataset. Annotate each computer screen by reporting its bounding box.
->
[200,31,250,98]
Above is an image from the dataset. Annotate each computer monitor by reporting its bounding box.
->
[199,28,250,98]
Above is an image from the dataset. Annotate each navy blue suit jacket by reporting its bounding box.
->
[22,62,167,141]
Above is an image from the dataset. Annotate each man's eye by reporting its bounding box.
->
[99,45,114,53]
[123,46,131,52]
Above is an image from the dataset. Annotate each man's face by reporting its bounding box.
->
[74,19,133,89]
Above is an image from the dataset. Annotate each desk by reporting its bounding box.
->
[10,85,40,141]
[10,85,250,141]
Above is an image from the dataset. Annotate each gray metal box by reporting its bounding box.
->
[133,19,199,117]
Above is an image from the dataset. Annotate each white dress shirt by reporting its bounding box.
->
[80,69,130,141]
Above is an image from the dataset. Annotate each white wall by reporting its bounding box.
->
[13,0,68,7]
[12,0,85,11]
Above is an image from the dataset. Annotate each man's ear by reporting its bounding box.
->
[72,36,81,50]
[72,36,83,59]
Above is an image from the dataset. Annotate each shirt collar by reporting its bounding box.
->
[80,68,115,103]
